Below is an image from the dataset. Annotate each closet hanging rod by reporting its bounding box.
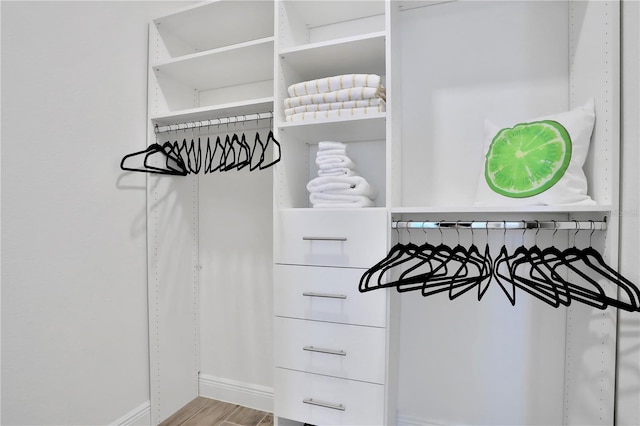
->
[154,111,274,134]
[392,220,607,231]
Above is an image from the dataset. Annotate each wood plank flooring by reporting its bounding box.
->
[160,397,273,426]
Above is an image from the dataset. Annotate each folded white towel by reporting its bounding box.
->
[285,104,386,122]
[317,168,359,177]
[307,176,378,199]
[318,141,346,151]
[284,87,386,109]
[316,155,356,170]
[310,193,376,208]
[316,148,346,156]
[285,98,386,116]
[288,74,382,97]
[319,163,356,172]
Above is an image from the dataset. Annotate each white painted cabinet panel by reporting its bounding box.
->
[274,208,388,268]
[274,264,387,327]
[274,317,387,384]
[275,368,385,426]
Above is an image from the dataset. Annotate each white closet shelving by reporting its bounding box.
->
[275,0,387,210]
[147,1,623,425]
[149,1,275,125]
[273,2,394,425]
[146,1,276,424]
[273,1,620,425]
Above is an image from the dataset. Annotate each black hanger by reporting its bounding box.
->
[120,143,188,176]
[551,222,640,312]
[170,138,202,175]
[236,132,251,170]
[508,224,572,308]
[390,223,452,293]
[250,132,266,171]
[205,136,226,174]
[219,134,236,171]
[493,223,566,308]
[505,224,571,308]
[259,131,282,169]
[223,133,243,171]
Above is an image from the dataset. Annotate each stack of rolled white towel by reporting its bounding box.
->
[306,141,378,208]
[284,74,386,122]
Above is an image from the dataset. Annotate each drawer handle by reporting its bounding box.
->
[303,346,347,356]
[302,236,348,242]
[302,291,347,300]
[303,398,346,411]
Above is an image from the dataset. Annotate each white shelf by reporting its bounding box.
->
[278,114,386,142]
[279,207,388,213]
[153,37,274,91]
[150,97,274,126]
[280,1,385,31]
[395,0,456,12]
[154,0,274,57]
[279,32,386,80]
[391,205,614,215]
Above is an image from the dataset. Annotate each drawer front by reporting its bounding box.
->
[275,368,385,426]
[275,317,386,384]
[274,264,386,327]
[274,208,388,268]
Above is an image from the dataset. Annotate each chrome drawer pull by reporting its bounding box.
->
[302,236,348,241]
[303,346,347,356]
[302,291,347,300]
[303,398,346,411]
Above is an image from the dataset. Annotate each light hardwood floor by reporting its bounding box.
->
[160,397,273,426]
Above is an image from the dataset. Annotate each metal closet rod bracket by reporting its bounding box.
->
[391,219,608,231]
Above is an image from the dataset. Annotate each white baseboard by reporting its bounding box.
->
[111,400,151,426]
[199,374,274,413]
[396,413,444,426]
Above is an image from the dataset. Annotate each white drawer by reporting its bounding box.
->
[274,264,386,327]
[274,208,388,268]
[275,368,385,426]
[275,317,386,384]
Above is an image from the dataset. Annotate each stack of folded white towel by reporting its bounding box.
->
[306,141,378,208]
[284,74,386,122]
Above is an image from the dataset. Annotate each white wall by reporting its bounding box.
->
[1,1,180,424]
[617,1,640,424]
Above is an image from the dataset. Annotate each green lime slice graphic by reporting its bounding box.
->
[485,120,572,198]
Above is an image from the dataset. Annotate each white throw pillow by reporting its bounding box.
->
[474,99,596,206]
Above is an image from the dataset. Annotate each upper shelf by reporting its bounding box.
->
[153,37,274,92]
[154,0,274,58]
[150,97,274,127]
[278,0,385,50]
[278,114,386,142]
[279,32,386,81]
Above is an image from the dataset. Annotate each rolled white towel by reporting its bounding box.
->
[307,176,378,199]
[318,161,356,172]
[288,74,382,97]
[284,87,386,109]
[318,141,346,151]
[317,168,359,177]
[310,193,376,208]
[316,148,346,156]
[316,154,352,165]
[319,163,356,172]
